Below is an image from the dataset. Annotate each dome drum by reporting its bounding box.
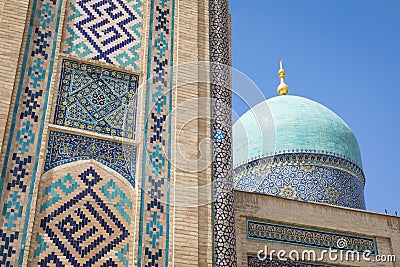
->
[234,152,366,209]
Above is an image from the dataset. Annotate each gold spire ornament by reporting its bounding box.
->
[277,59,289,95]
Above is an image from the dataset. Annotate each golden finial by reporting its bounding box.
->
[277,59,289,95]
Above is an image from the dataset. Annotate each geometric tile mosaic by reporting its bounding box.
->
[45,131,136,187]
[235,153,366,209]
[31,166,133,266]
[248,255,340,267]
[137,0,175,266]
[0,0,64,265]
[63,0,143,70]
[210,0,237,265]
[54,59,138,138]
[247,219,377,254]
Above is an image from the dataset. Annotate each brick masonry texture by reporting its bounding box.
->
[235,191,400,267]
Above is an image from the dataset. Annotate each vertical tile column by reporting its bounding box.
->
[137,0,175,266]
[0,0,64,265]
[0,0,30,157]
[209,0,237,266]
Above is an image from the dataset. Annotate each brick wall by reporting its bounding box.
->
[235,190,400,267]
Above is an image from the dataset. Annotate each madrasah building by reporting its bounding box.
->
[0,0,399,266]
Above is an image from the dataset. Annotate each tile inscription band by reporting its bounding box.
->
[248,255,340,267]
[247,219,376,254]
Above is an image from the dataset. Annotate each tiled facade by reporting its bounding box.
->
[1,0,399,266]
[210,0,237,265]
[1,0,218,265]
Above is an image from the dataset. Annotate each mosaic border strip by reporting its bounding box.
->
[0,0,64,265]
[234,152,365,186]
[247,219,377,255]
[137,0,175,266]
[44,131,136,186]
[247,255,342,267]
[209,0,237,266]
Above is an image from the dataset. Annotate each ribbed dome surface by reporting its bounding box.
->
[233,95,362,168]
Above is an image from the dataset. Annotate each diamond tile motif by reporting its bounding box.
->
[32,167,133,266]
[54,59,138,138]
[63,0,143,70]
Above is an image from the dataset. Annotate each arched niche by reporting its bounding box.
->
[28,160,136,266]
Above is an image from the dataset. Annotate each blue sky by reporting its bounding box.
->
[230,0,399,214]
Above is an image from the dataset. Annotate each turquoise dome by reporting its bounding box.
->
[233,95,363,168]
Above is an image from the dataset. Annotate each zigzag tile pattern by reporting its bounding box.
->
[63,0,143,70]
